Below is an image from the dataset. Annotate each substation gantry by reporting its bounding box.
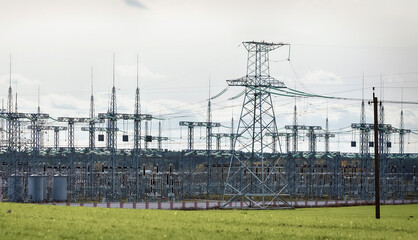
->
[27,125,67,150]
[266,132,292,154]
[210,133,237,151]
[179,121,221,151]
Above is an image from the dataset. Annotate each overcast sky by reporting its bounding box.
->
[1,0,418,152]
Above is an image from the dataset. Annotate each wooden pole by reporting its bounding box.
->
[373,88,380,219]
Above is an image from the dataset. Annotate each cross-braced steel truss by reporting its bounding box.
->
[222,41,292,209]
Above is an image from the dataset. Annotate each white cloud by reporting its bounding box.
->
[116,64,165,80]
[0,74,39,88]
[299,69,343,86]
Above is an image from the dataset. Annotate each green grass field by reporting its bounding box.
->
[0,203,417,239]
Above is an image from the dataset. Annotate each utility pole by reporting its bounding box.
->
[372,88,380,219]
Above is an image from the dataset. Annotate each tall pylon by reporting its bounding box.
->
[107,53,118,201]
[398,89,411,154]
[89,67,95,149]
[133,54,142,201]
[37,86,45,148]
[15,93,21,151]
[134,54,141,152]
[285,103,305,153]
[7,55,15,151]
[88,66,96,200]
[107,54,117,150]
[359,74,370,155]
[7,55,13,114]
[222,41,292,209]
[206,78,212,151]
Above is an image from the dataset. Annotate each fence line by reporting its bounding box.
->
[44,199,418,210]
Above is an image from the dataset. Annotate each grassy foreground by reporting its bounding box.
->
[0,203,417,239]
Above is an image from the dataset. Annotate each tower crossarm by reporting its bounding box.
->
[351,123,374,131]
[57,117,103,124]
[284,125,311,131]
[286,125,321,131]
[139,136,169,141]
[179,121,221,128]
[0,112,49,120]
[306,132,335,138]
[27,125,67,131]
[308,133,324,138]
[226,76,286,88]
[378,124,396,133]
[305,126,323,136]
[226,41,289,89]
[265,132,292,137]
[98,113,152,121]
[325,133,336,138]
[211,133,231,138]
[396,128,411,134]
[306,126,322,131]
[81,127,119,132]
[242,41,290,51]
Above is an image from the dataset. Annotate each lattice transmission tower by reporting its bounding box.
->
[222,41,292,209]
[108,54,118,201]
[133,54,141,200]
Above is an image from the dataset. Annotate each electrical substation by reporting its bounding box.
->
[0,42,417,209]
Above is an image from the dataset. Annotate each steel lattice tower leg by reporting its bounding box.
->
[66,121,75,201]
[399,110,407,154]
[325,117,330,153]
[68,122,74,148]
[187,126,194,151]
[88,121,95,200]
[378,102,388,200]
[206,98,212,198]
[307,128,317,153]
[133,61,142,200]
[107,58,118,202]
[144,121,149,150]
[206,99,212,151]
[230,117,234,151]
[379,102,385,154]
[88,68,96,200]
[216,136,221,151]
[222,41,292,209]
[272,135,277,154]
[359,84,370,199]
[285,134,290,153]
[158,121,162,150]
[54,128,59,150]
[292,105,298,153]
